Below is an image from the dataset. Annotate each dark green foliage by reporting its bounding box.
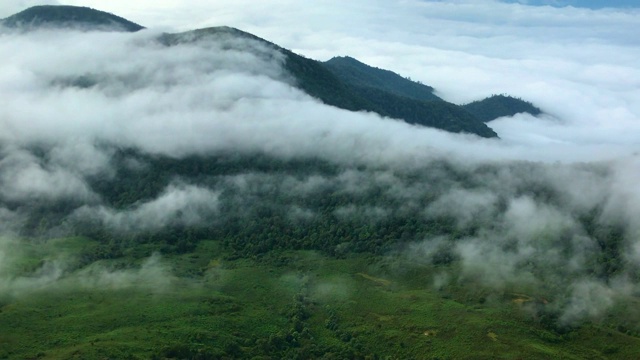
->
[284,52,377,112]
[463,94,542,122]
[1,147,638,359]
[67,150,463,258]
[159,26,377,113]
[1,145,626,286]
[324,56,441,102]
[1,5,144,32]
[348,85,498,137]
[3,247,639,359]
[160,26,498,138]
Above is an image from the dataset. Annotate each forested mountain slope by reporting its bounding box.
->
[324,56,442,102]
[1,6,546,137]
[1,5,144,32]
[162,27,499,137]
[3,6,631,360]
[463,94,543,122]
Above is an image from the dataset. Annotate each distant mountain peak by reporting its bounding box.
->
[2,5,538,138]
[1,5,144,32]
[462,94,542,122]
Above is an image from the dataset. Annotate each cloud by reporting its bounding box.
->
[0,237,172,298]
[0,0,59,18]
[501,0,640,10]
[1,12,638,164]
[73,183,221,232]
[425,188,499,228]
[28,0,637,162]
[559,280,617,325]
[76,252,173,291]
[0,148,98,202]
[0,1,639,326]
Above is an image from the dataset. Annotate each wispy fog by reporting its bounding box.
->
[0,236,172,298]
[1,1,639,325]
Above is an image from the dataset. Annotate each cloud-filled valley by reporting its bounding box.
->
[1,1,640,335]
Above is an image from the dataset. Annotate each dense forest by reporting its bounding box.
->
[0,5,637,360]
[2,145,640,358]
[463,95,543,123]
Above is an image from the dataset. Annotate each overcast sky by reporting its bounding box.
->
[502,0,639,9]
[1,0,639,160]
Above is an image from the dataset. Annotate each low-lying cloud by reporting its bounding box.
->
[73,183,220,232]
[0,236,171,299]
[0,1,639,327]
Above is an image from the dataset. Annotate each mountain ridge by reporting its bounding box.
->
[1,5,144,32]
[463,94,542,122]
[160,26,500,138]
[324,56,442,102]
[2,5,543,138]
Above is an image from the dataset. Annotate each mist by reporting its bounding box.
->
[0,235,172,300]
[1,1,639,327]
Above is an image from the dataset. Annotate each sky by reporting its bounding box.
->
[502,0,639,9]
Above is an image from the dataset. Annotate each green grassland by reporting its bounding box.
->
[1,238,639,359]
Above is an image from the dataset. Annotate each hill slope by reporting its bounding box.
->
[463,94,542,122]
[160,26,376,113]
[1,5,544,137]
[1,6,525,137]
[162,27,498,137]
[321,56,497,136]
[1,6,639,360]
[347,85,497,137]
[1,5,144,32]
[324,56,442,102]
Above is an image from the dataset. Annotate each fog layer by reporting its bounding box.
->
[1,8,639,327]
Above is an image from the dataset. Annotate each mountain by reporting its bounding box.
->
[159,27,376,113]
[1,6,515,137]
[321,56,497,137]
[324,56,538,127]
[463,94,542,122]
[2,6,640,360]
[0,5,544,138]
[324,56,442,102]
[344,85,497,137]
[1,5,144,32]
[162,27,498,138]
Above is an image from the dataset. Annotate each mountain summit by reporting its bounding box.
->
[1,5,543,138]
[1,5,144,32]
[463,94,542,122]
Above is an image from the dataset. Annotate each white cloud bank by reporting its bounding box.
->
[0,0,639,323]
[1,0,629,159]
